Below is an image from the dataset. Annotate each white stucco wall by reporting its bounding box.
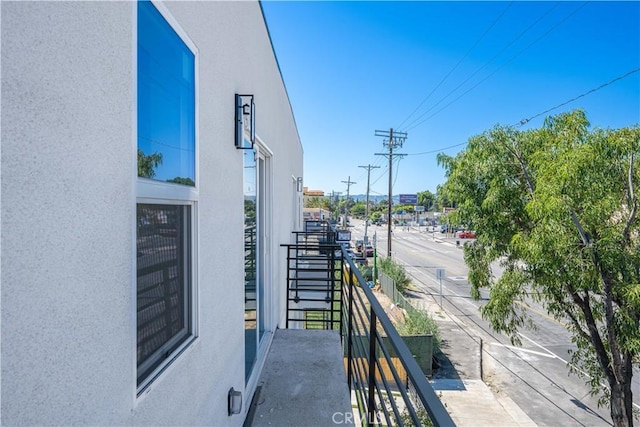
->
[1,1,303,425]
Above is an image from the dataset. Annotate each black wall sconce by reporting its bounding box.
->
[235,94,255,149]
[228,387,242,415]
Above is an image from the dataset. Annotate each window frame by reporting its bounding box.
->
[134,0,199,397]
[136,201,196,384]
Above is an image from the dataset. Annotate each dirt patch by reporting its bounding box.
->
[370,285,406,327]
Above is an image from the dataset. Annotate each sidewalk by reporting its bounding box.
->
[433,379,536,426]
[408,238,537,426]
[363,223,537,425]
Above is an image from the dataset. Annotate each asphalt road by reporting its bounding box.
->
[350,219,639,426]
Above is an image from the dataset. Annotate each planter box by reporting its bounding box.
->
[346,334,433,379]
[382,334,433,377]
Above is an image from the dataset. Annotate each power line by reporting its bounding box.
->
[353,155,386,185]
[404,66,639,156]
[403,2,559,129]
[375,128,407,257]
[404,1,589,132]
[396,1,515,130]
[359,164,381,245]
[369,164,389,187]
[515,67,640,127]
[392,156,404,189]
[407,141,468,156]
[341,176,357,227]
[401,2,561,132]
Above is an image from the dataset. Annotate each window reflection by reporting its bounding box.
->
[137,0,195,185]
[244,149,257,381]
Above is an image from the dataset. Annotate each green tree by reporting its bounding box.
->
[167,177,195,186]
[350,201,366,218]
[438,110,639,427]
[379,257,410,293]
[137,149,162,179]
[435,184,453,210]
[395,204,414,213]
[418,190,436,211]
[305,196,330,210]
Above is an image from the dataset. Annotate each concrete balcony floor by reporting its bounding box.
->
[248,329,353,426]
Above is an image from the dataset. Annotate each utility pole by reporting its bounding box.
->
[358,165,380,246]
[375,128,407,258]
[330,191,341,221]
[333,191,342,222]
[341,176,356,227]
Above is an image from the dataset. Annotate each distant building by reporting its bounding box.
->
[303,208,330,221]
[2,1,302,425]
[303,187,325,197]
[302,187,324,206]
[302,187,326,209]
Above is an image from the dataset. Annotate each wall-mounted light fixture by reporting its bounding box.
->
[296,176,303,192]
[228,387,242,416]
[235,94,255,149]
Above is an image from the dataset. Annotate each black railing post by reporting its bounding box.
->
[330,253,335,329]
[339,250,345,339]
[328,246,334,302]
[285,246,291,328]
[284,223,454,426]
[368,309,377,427]
[346,263,353,390]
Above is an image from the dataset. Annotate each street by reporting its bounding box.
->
[349,219,639,426]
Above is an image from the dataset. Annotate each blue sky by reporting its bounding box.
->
[261,1,640,198]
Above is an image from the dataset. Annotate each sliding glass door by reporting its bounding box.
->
[244,148,270,383]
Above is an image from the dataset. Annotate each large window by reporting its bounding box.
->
[136,0,197,390]
[136,204,192,384]
[137,0,195,185]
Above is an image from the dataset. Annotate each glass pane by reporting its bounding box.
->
[244,150,257,382]
[138,1,195,186]
[137,204,191,384]
[258,157,266,342]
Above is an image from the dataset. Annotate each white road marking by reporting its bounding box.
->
[490,343,558,358]
[517,331,640,410]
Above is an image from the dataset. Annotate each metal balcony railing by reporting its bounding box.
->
[282,220,455,427]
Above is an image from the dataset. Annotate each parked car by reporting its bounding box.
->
[365,245,374,257]
[441,225,464,233]
[458,230,476,239]
[440,225,455,233]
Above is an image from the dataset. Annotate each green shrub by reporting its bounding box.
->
[397,307,441,353]
[358,264,373,281]
[378,257,410,293]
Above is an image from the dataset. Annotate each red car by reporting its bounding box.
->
[458,231,476,239]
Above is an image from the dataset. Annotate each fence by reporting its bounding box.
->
[379,272,413,311]
[283,220,454,426]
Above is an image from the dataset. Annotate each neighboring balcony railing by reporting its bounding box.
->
[283,221,454,426]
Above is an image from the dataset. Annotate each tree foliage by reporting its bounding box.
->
[379,257,411,293]
[305,196,333,210]
[438,110,640,426]
[418,190,436,211]
[137,149,162,179]
[350,201,366,218]
[166,176,195,186]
